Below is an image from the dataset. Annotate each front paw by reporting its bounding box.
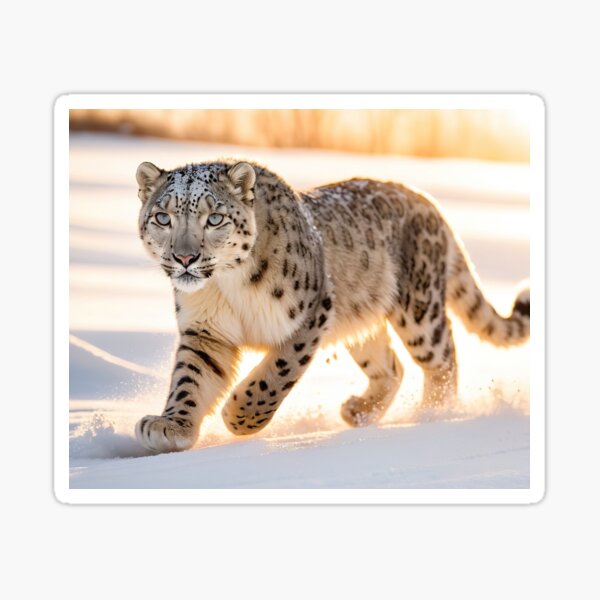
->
[135,415,196,453]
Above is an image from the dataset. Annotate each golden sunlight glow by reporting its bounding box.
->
[70,109,530,163]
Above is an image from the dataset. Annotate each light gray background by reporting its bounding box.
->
[3,2,595,598]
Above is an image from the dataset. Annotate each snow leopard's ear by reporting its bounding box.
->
[136,162,166,202]
[227,162,256,204]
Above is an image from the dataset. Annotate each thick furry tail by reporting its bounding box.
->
[446,236,529,347]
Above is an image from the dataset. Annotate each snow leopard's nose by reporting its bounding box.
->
[173,253,200,267]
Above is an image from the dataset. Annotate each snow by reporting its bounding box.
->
[70,412,529,489]
[66,132,532,495]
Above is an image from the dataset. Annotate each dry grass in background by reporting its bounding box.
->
[70,109,529,163]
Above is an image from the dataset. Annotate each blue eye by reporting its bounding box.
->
[155,212,171,226]
[207,213,224,226]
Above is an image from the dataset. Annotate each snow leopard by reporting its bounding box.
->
[134,159,530,453]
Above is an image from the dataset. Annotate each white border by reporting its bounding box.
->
[55,94,545,505]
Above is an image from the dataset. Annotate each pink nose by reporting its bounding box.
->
[173,253,197,267]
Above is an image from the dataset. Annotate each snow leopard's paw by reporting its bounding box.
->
[135,415,196,453]
[340,395,386,427]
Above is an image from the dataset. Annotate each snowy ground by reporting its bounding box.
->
[66,132,531,493]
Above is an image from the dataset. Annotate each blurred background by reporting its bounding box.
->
[70,108,529,163]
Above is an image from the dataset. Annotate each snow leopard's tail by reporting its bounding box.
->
[446,234,530,347]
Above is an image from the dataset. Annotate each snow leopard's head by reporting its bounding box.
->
[136,160,257,293]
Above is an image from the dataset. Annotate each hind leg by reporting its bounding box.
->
[390,308,458,409]
[341,323,404,427]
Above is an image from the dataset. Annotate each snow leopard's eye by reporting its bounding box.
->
[207,213,224,226]
[155,212,171,226]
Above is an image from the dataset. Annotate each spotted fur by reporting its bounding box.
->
[134,160,529,452]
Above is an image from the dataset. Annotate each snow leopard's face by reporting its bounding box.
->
[136,161,257,293]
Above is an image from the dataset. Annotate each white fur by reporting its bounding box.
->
[217,270,301,347]
[177,281,245,345]
[173,276,209,293]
